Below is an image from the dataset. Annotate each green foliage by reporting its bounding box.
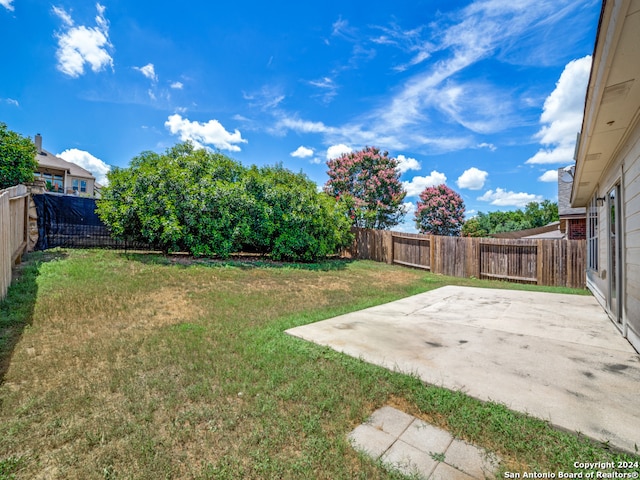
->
[0,123,37,190]
[524,200,558,227]
[460,217,488,237]
[96,143,352,261]
[324,146,407,229]
[414,184,465,236]
[464,200,559,236]
[241,165,353,261]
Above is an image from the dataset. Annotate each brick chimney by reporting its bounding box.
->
[35,133,42,153]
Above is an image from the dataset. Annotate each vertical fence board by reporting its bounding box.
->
[0,185,29,301]
[0,190,10,301]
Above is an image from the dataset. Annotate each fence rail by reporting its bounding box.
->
[346,228,586,289]
[0,185,29,301]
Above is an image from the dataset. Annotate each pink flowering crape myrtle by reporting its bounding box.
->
[324,146,407,229]
[415,184,465,236]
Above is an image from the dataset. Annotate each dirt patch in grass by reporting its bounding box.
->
[125,287,204,331]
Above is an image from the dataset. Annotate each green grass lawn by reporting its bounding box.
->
[0,249,636,479]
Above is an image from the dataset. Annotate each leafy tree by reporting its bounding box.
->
[0,123,37,190]
[524,200,558,228]
[461,218,488,237]
[464,201,559,236]
[324,146,406,229]
[414,184,465,236]
[97,142,352,261]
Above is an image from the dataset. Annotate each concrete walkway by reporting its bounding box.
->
[348,406,499,479]
[286,286,640,453]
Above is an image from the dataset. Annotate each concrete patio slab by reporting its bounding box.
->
[286,286,640,453]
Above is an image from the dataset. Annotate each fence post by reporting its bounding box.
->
[466,236,479,279]
[430,235,437,274]
[383,230,393,264]
[0,190,8,301]
[536,240,544,285]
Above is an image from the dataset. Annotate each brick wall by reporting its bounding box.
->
[567,218,586,240]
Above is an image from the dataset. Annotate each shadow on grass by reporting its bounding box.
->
[117,251,354,271]
[0,250,67,385]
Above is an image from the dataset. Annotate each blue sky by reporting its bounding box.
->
[1,0,600,230]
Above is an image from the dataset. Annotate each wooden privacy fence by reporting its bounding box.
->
[0,185,30,301]
[347,228,586,289]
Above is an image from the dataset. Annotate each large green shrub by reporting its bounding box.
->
[245,164,353,261]
[97,143,352,261]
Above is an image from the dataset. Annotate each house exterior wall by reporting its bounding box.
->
[622,123,640,351]
[36,167,95,196]
[66,175,95,196]
[587,115,640,352]
[567,218,586,240]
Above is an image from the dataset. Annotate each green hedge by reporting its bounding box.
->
[97,143,353,261]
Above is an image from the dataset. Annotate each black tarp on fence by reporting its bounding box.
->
[33,194,149,250]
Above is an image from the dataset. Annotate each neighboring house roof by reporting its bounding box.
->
[36,148,95,180]
[522,229,565,240]
[491,221,561,239]
[557,167,585,217]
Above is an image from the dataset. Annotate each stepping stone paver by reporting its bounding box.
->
[348,406,500,479]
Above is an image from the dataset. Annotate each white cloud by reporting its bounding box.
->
[526,145,575,165]
[478,188,543,207]
[170,81,184,90]
[0,0,14,11]
[538,170,559,182]
[477,142,497,151]
[164,114,247,152]
[394,49,431,72]
[278,117,334,135]
[332,16,357,41]
[403,201,416,216]
[290,146,314,158]
[396,154,421,174]
[457,167,488,190]
[326,144,352,160]
[430,81,516,134]
[403,170,447,197]
[309,77,338,103]
[526,55,591,164]
[3,98,19,106]
[309,157,323,165]
[58,148,111,185]
[371,24,432,72]
[244,86,285,111]
[134,63,157,82]
[54,3,113,78]
[52,5,73,26]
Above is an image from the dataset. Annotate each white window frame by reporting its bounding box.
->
[587,195,598,271]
